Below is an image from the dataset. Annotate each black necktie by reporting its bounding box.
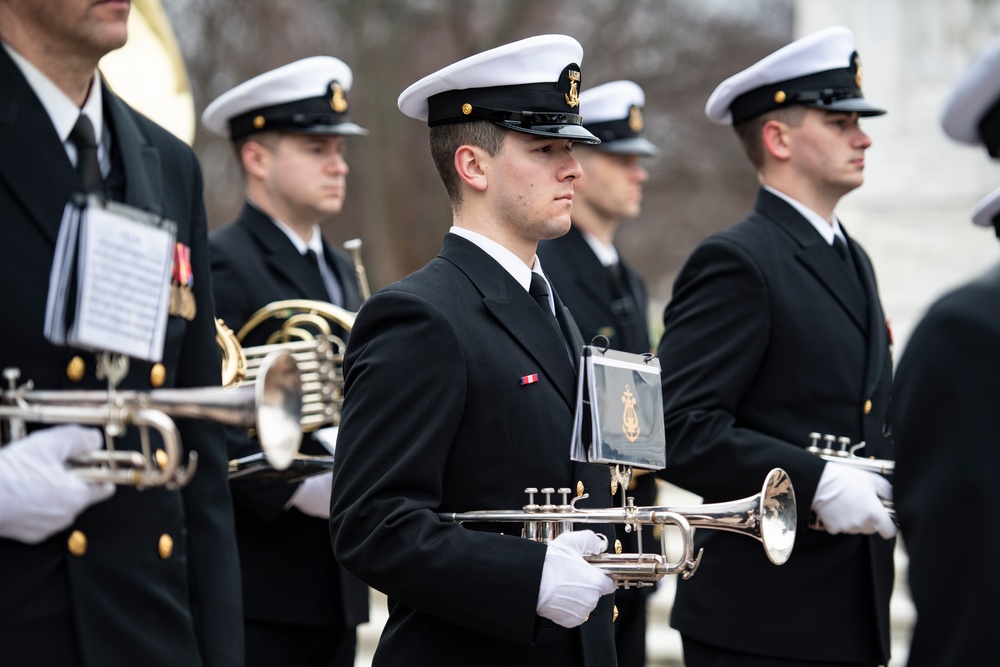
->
[529,272,560,331]
[304,249,331,301]
[607,263,635,324]
[69,114,104,193]
[833,235,859,276]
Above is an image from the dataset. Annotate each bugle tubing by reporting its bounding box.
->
[441,468,796,587]
[1,351,303,488]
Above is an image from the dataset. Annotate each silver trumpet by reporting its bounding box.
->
[1,351,303,489]
[807,432,894,475]
[806,432,897,529]
[440,467,797,589]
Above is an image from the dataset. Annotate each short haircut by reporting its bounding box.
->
[234,130,280,166]
[428,120,506,207]
[733,105,807,170]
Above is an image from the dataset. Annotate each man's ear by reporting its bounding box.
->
[454,144,489,192]
[761,120,792,162]
[241,140,270,179]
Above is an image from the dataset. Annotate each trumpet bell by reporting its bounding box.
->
[758,468,796,565]
[253,351,303,470]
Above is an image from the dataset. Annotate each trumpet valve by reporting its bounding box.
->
[522,487,540,513]
[557,487,573,511]
[806,431,822,453]
[821,433,837,455]
[836,436,851,457]
[539,487,556,512]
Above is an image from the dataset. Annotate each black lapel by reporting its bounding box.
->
[554,284,585,370]
[845,226,888,398]
[238,203,329,300]
[0,47,79,245]
[103,82,162,215]
[563,225,612,305]
[756,190,869,332]
[439,234,578,410]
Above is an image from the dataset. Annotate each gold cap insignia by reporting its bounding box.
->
[330,81,348,113]
[854,54,863,89]
[774,90,787,104]
[565,70,581,108]
[628,105,644,132]
[622,384,640,443]
[462,103,473,116]
[253,115,266,130]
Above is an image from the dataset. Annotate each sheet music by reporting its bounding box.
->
[43,199,85,345]
[44,195,177,362]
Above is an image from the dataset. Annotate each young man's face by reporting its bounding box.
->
[573,149,649,222]
[784,109,872,198]
[486,131,582,244]
[260,133,349,221]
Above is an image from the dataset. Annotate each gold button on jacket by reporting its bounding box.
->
[158,534,174,559]
[67,530,87,556]
[149,363,166,387]
[66,356,86,382]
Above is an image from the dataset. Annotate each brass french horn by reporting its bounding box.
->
[221,239,371,478]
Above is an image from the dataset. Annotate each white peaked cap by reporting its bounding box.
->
[971,184,1000,228]
[941,36,1000,157]
[397,34,599,144]
[579,80,658,156]
[202,56,367,139]
[705,26,885,126]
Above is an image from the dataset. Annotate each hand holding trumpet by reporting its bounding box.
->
[536,531,616,628]
[812,464,896,539]
[807,432,897,538]
[0,425,114,543]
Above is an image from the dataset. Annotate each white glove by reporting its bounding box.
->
[0,426,114,544]
[536,530,616,628]
[812,463,896,539]
[288,471,332,518]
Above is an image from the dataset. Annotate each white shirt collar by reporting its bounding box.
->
[579,228,619,267]
[764,185,847,245]
[3,42,104,149]
[449,226,541,291]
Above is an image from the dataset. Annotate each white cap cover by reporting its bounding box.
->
[705,26,885,126]
[202,56,367,139]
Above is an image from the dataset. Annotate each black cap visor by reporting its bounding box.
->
[274,119,370,137]
[801,96,885,117]
[590,136,658,156]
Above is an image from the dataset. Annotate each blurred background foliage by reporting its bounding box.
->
[162,0,793,315]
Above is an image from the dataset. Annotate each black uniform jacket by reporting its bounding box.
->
[893,262,1000,667]
[209,202,368,628]
[656,188,895,664]
[538,224,651,354]
[330,233,617,666]
[0,47,242,666]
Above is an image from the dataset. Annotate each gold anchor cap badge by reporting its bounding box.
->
[330,81,348,113]
[565,70,581,108]
[622,384,640,443]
